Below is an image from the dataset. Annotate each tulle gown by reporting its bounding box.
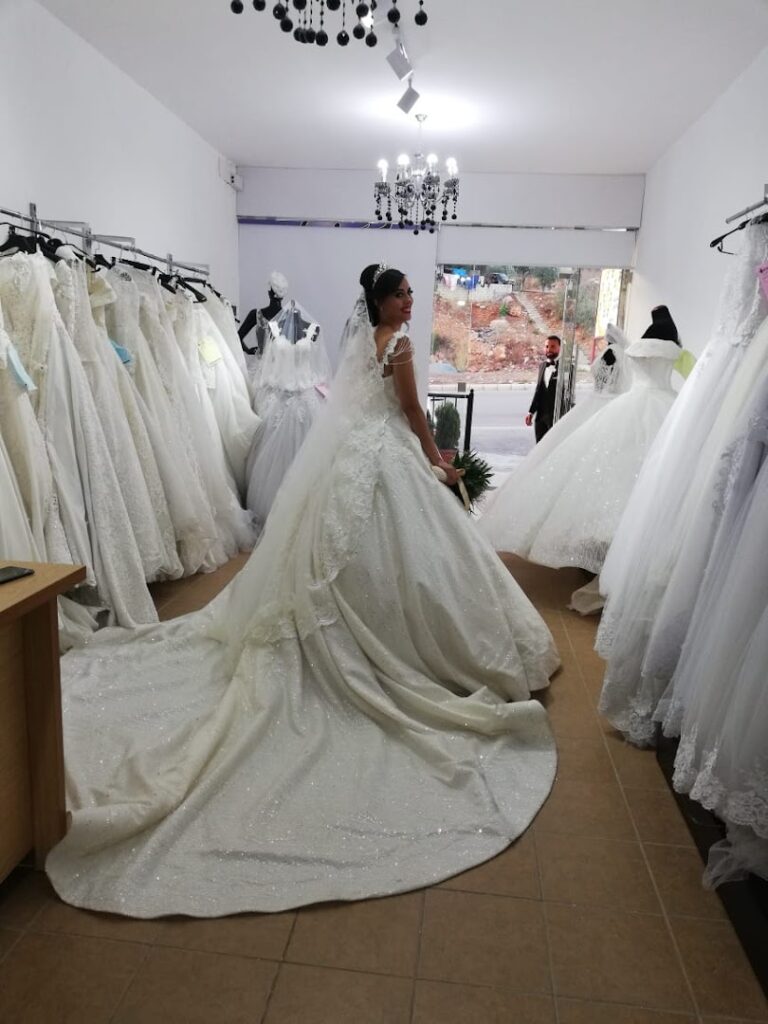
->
[246,315,330,528]
[46,316,560,918]
[596,223,768,745]
[479,338,679,573]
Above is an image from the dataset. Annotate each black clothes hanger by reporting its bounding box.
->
[710,218,749,255]
[0,225,39,255]
[187,278,224,301]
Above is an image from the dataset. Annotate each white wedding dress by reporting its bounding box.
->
[246,309,331,528]
[46,298,559,918]
[479,337,679,573]
[597,222,768,745]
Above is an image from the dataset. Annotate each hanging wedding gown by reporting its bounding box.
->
[104,268,224,576]
[479,337,679,573]
[0,254,155,625]
[46,296,559,918]
[246,307,331,528]
[667,371,768,883]
[597,222,768,745]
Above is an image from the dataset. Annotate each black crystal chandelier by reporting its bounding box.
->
[374,115,460,235]
[228,0,429,47]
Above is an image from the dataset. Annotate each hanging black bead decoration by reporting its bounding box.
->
[387,0,400,24]
[365,30,377,45]
[230,0,244,11]
[337,29,349,44]
[281,16,293,29]
[355,2,369,16]
[273,3,286,17]
[228,0,427,46]
[253,0,266,8]
[326,0,340,8]
[353,22,365,38]
[316,29,328,43]
[293,0,307,7]
[415,0,427,26]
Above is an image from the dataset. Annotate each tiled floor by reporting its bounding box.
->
[0,554,766,1023]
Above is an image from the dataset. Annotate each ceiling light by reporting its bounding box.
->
[397,82,420,115]
[386,41,412,80]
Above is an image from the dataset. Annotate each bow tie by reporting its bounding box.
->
[546,360,557,367]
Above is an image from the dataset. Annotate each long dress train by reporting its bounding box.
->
[46,308,560,918]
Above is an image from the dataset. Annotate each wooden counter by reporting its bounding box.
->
[0,561,86,879]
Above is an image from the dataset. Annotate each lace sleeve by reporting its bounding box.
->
[382,332,413,366]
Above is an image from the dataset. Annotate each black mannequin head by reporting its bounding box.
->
[641,305,680,345]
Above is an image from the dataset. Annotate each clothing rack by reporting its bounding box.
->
[0,202,210,277]
[725,184,768,224]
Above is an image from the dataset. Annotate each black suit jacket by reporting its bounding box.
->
[529,359,559,425]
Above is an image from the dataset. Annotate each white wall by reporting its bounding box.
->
[628,44,768,352]
[0,0,239,297]
[237,168,643,376]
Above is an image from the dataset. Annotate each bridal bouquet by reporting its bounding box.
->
[433,451,493,513]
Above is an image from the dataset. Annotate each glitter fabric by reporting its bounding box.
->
[479,338,680,574]
[46,300,559,918]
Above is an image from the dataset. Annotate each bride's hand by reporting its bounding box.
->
[436,461,463,486]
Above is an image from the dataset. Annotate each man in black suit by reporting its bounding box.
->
[525,335,561,443]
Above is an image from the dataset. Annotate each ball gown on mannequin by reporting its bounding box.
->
[479,325,680,575]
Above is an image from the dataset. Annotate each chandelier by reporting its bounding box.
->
[228,0,429,47]
[374,115,459,235]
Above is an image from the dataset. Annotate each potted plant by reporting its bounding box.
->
[434,401,461,461]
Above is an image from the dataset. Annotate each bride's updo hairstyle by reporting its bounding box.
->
[360,264,405,326]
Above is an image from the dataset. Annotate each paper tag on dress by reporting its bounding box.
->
[7,344,36,392]
[758,263,768,304]
[315,383,330,399]
[110,339,133,366]
[674,349,696,379]
[198,336,223,365]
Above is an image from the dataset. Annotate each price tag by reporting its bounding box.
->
[110,339,133,366]
[674,349,696,379]
[198,336,223,365]
[7,343,36,392]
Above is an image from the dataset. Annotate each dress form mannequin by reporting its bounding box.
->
[238,271,289,355]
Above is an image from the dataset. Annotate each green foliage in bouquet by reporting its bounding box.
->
[434,401,461,451]
[450,450,494,512]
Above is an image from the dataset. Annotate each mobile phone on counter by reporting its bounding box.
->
[0,566,35,585]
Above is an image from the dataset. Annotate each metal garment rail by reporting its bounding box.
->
[0,202,210,276]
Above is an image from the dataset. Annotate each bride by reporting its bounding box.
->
[46,264,560,918]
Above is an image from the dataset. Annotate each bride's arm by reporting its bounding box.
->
[390,339,461,485]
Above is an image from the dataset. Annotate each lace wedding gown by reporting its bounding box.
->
[597,223,768,745]
[246,315,330,528]
[479,337,679,573]
[46,302,559,918]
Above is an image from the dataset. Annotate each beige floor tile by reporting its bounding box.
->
[643,845,727,920]
[418,890,550,992]
[0,930,147,1024]
[153,910,295,960]
[539,683,604,740]
[413,980,555,1023]
[441,831,540,899]
[670,916,768,1020]
[546,903,694,1012]
[0,869,52,928]
[624,788,695,846]
[33,899,162,944]
[264,962,413,1024]
[534,778,635,840]
[554,733,617,784]
[604,733,668,790]
[558,999,696,1022]
[536,834,660,914]
[113,946,276,1024]
[286,893,421,977]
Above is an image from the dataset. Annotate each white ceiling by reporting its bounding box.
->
[39,0,768,174]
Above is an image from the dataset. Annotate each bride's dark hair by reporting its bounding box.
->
[360,265,405,326]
